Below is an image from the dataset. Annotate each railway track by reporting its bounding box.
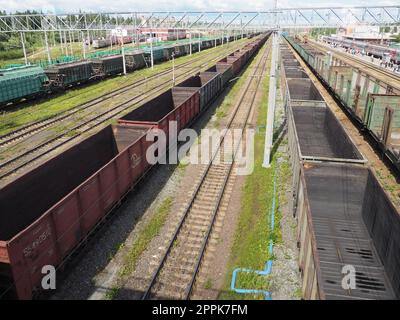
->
[141,39,271,300]
[0,38,252,148]
[0,38,259,183]
[309,40,400,92]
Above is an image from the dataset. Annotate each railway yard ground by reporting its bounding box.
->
[1,25,400,302]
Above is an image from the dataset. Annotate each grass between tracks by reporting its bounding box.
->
[218,56,288,300]
[0,39,249,137]
[105,196,173,300]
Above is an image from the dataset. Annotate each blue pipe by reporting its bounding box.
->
[230,166,277,300]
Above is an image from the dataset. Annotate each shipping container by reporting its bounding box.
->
[0,124,153,299]
[118,89,200,150]
[174,72,221,111]
[293,162,398,300]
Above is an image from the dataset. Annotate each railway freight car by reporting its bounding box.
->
[125,50,147,70]
[0,65,48,106]
[218,55,242,76]
[285,35,400,170]
[91,55,124,76]
[45,61,94,88]
[118,88,200,151]
[281,43,400,300]
[1,34,262,108]
[0,124,153,299]
[205,64,234,89]
[174,72,221,111]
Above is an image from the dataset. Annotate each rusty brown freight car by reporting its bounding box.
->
[174,72,221,111]
[0,124,153,299]
[118,88,200,152]
[218,55,242,76]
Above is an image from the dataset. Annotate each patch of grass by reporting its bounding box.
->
[204,278,213,290]
[120,197,173,278]
[104,287,119,301]
[293,287,302,299]
[106,196,173,299]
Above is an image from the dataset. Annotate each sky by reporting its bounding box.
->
[0,0,398,14]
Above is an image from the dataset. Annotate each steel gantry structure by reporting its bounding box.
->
[0,6,399,33]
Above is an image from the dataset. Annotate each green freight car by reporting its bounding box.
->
[92,55,124,76]
[0,65,48,105]
[125,50,147,70]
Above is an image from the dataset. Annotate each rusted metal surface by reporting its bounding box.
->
[286,78,323,101]
[0,124,152,299]
[281,39,400,300]
[295,163,397,300]
[118,88,200,144]
[288,104,365,163]
[284,66,308,79]
[205,64,233,89]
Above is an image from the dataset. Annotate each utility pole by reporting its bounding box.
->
[172,53,175,84]
[150,39,154,69]
[82,31,86,59]
[20,32,27,65]
[262,32,279,168]
[121,36,127,75]
[44,31,51,63]
[189,31,192,55]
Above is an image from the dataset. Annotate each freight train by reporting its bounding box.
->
[0,33,257,108]
[280,40,400,300]
[92,36,134,49]
[0,33,269,300]
[285,35,400,172]
[322,36,400,64]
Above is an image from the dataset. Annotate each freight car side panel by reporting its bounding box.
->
[294,164,397,300]
[1,125,151,299]
[118,90,200,150]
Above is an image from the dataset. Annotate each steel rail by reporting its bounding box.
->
[142,38,271,300]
